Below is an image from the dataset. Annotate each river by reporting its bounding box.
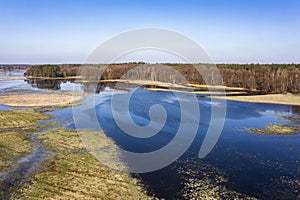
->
[0,70,299,199]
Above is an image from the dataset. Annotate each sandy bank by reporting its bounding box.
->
[212,93,300,106]
[109,80,299,106]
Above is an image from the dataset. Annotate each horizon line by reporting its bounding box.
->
[1,62,300,65]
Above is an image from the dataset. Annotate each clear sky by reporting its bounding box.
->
[0,0,299,64]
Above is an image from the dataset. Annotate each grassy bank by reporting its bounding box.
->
[0,108,151,199]
[0,109,51,171]
[16,129,150,199]
[0,109,52,131]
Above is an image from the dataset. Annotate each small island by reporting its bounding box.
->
[245,115,300,135]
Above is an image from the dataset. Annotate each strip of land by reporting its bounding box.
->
[0,92,83,107]
[212,93,300,106]
[109,79,300,106]
[118,80,300,106]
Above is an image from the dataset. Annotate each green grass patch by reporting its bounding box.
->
[0,132,32,171]
[0,109,52,132]
[0,109,52,172]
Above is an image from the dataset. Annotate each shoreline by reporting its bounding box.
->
[211,93,300,106]
[3,76,300,106]
[100,79,300,106]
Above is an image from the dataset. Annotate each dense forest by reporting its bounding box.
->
[25,65,64,78]
[24,65,78,77]
[217,64,300,94]
[24,63,300,94]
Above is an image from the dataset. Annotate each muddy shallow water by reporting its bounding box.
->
[0,133,52,199]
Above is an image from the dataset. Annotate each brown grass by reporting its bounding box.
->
[245,124,299,135]
[0,109,150,199]
[16,129,151,199]
[0,93,83,107]
[212,93,300,106]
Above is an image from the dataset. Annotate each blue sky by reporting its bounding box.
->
[0,0,299,64]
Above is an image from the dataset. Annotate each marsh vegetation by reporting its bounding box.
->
[245,114,300,135]
[0,108,150,199]
[16,129,150,200]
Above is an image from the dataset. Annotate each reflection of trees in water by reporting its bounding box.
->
[81,82,117,94]
[25,79,62,90]
[291,106,300,115]
[0,68,12,75]
[80,82,103,93]
[25,78,116,94]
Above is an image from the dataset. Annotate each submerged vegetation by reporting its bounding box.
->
[0,109,52,199]
[245,114,300,135]
[246,124,299,135]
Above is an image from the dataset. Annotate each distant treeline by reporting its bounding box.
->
[168,63,300,94]
[217,64,300,94]
[0,65,31,71]
[24,63,300,94]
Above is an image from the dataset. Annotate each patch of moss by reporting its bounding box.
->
[16,129,151,199]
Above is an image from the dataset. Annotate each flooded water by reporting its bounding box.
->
[78,89,300,199]
[1,69,299,199]
[0,141,51,199]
